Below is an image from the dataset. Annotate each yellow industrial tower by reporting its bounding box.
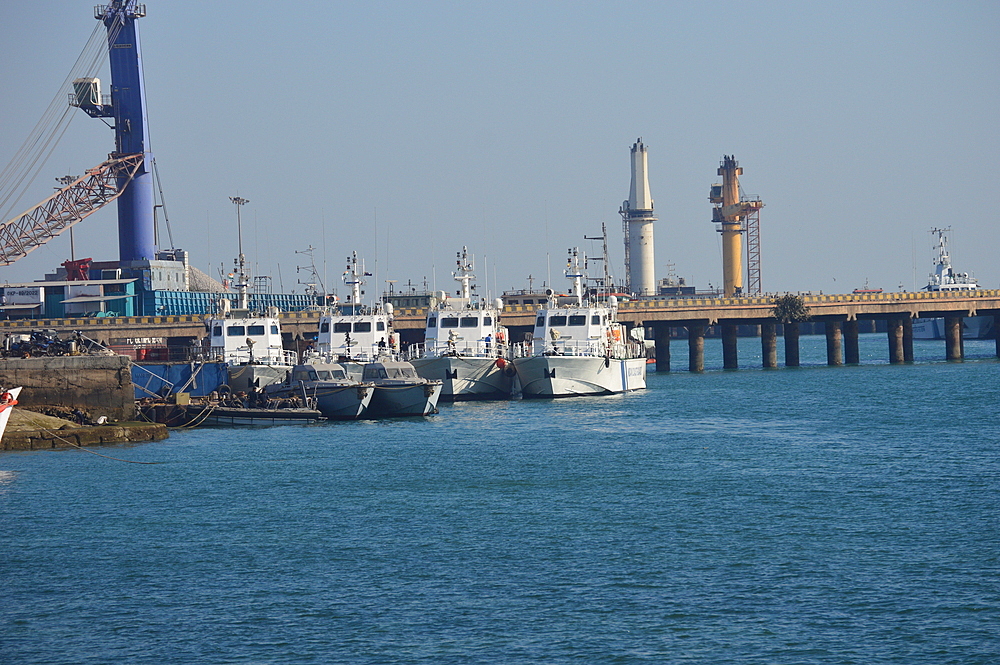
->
[710,156,764,297]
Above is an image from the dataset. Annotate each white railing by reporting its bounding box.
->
[521,338,645,360]
[212,347,298,366]
[407,339,508,359]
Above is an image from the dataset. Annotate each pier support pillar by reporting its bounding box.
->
[995,315,1000,358]
[825,319,843,366]
[761,323,777,368]
[688,323,705,373]
[945,316,963,361]
[783,322,800,367]
[653,323,671,372]
[722,323,738,370]
[844,319,860,364]
[887,318,904,364]
[902,317,914,362]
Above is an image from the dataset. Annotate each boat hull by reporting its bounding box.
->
[912,316,993,340]
[0,387,22,442]
[183,405,324,426]
[312,384,373,420]
[367,383,442,417]
[410,355,513,401]
[227,364,293,392]
[513,356,647,398]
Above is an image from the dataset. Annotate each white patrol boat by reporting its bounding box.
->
[362,360,442,417]
[306,252,396,376]
[512,248,646,398]
[264,363,373,420]
[206,231,297,392]
[408,247,514,401]
[912,227,993,340]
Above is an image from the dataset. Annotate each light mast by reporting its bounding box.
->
[619,138,657,297]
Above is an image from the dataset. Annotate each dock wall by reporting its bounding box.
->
[0,355,135,421]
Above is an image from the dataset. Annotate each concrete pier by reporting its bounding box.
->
[945,316,963,360]
[783,322,800,367]
[722,324,738,370]
[653,323,671,372]
[761,323,777,368]
[688,324,705,373]
[888,318,905,364]
[0,355,135,420]
[825,320,843,366]
[844,319,860,364]
[902,317,914,362]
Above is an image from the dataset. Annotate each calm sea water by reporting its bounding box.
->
[2,334,999,664]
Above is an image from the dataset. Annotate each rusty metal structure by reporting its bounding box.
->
[0,153,143,266]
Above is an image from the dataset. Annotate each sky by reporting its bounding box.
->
[1,1,998,299]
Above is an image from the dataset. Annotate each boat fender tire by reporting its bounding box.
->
[217,384,232,396]
[503,366,517,377]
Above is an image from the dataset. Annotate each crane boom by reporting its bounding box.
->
[0,153,143,266]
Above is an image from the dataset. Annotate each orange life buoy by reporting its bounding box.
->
[495,358,507,369]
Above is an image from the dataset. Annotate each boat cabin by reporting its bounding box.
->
[207,313,296,366]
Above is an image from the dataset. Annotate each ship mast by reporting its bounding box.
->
[229,196,250,310]
[452,247,475,301]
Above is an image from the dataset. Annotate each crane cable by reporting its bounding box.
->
[0,19,125,222]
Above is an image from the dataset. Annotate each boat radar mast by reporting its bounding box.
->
[229,196,250,310]
[343,251,366,305]
[453,247,475,300]
[565,248,585,307]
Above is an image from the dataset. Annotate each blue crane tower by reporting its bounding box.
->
[73,1,155,265]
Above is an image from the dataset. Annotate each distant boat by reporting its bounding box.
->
[408,246,514,401]
[912,228,993,340]
[0,387,22,442]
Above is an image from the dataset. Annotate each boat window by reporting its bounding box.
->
[212,326,222,337]
[592,315,600,325]
[536,316,545,328]
[427,317,437,328]
[441,317,459,328]
[354,322,372,332]
[376,321,385,331]
[523,299,533,304]
[460,317,478,328]
[271,325,279,335]
[320,322,329,333]
[549,316,567,326]
[247,325,265,336]
[334,323,351,333]
[292,369,317,381]
[331,369,347,379]
[226,325,245,336]
[363,367,388,380]
[569,315,586,326]
[483,316,492,325]
[317,371,333,380]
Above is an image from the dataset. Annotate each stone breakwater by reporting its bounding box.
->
[2,421,168,452]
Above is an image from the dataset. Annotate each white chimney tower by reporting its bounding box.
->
[620,138,657,296]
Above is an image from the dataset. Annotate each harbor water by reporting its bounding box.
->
[2,334,999,664]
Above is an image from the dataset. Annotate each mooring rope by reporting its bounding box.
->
[39,427,160,464]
